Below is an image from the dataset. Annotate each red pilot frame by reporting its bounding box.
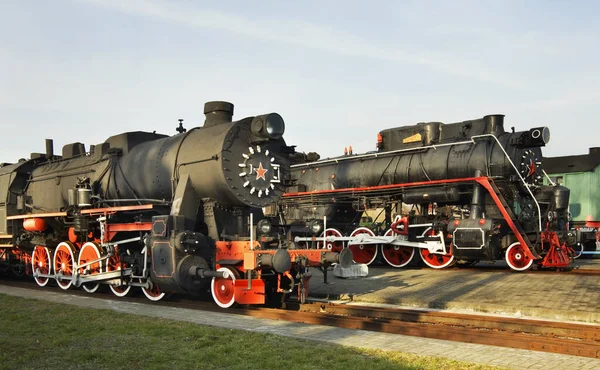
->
[212,240,345,307]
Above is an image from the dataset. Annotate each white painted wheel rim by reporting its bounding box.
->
[78,242,102,293]
[53,242,75,290]
[420,250,455,269]
[31,246,51,287]
[505,242,534,271]
[418,227,454,269]
[348,227,378,265]
[106,253,131,297]
[211,267,236,308]
[572,244,583,259]
[109,284,132,297]
[381,228,415,268]
[317,228,344,250]
[82,284,100,293]
[141,279,166,302]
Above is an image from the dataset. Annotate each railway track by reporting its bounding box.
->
[368,265,600,276]
[292,302,600,358]
[1,278,599,359]
[442,266,600,276]
[563,268,600,276]
[432,265,600,276]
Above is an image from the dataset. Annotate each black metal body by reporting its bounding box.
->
[0,101,293,294]
[294,115,550,186]
[25,120,286,213]
[280,114,571,262]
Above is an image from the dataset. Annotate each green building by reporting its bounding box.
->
[543,147,600,224]
[543,148,600,254]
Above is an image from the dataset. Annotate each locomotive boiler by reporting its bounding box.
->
[0,101,350,307]
[279,114,576,271]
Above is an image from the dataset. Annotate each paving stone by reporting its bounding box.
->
[310,259,600,323]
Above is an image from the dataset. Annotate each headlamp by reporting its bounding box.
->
[308,220,323,235]
[251,113,285,140]
[257,219,272,235]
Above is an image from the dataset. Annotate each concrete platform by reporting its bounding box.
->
[309,259,600,323]
[2,285,600,370]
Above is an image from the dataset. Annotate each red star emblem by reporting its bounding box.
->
[254,162,268,181]
[527,160,536,176]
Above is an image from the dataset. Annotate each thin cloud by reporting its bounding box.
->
[514,86,600,112]
[76,0,525,89]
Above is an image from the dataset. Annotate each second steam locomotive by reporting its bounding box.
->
[278,114,576,271]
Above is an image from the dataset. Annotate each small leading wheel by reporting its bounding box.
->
[211,267,238,308]
[141,279,166,302]
[348,227,378,265]
[78,242,103,293]
[106,249,131,297]
[381,228,415,268]
[317,228,345,252]
[31,246,51,287]
[53,242,76,290]
[505,242,534,271]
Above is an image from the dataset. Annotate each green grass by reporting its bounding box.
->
[0,294,502,370]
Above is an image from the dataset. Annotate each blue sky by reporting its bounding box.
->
[1,0,598,163]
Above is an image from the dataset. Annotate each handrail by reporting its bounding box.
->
[542,169,556,186]
[291,133,543,232]
[471,134,542,232]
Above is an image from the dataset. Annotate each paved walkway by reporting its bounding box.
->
[1,285,599,369]
[310,259,600,323]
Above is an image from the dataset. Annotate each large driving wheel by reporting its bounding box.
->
[31,246,51,287]
[106,249,131,297]
[420,248,455,269]
[348,227,378,265]
[211,267,238,308]
[418,228,455,269]
[53,242,76,290]
[77,242,103,293]
[317,228,345,252]
[505,242,533,271]
[141,279,167,302]
[381,228,415,268]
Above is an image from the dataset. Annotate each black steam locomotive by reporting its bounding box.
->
[0,101,349,306]
[278,114,576,271]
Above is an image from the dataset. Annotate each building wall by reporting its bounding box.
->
[545,165,600,222]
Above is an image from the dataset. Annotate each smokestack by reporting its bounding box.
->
[203,101,234,127]
[45,139,54,158]
[483,114,505,135]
